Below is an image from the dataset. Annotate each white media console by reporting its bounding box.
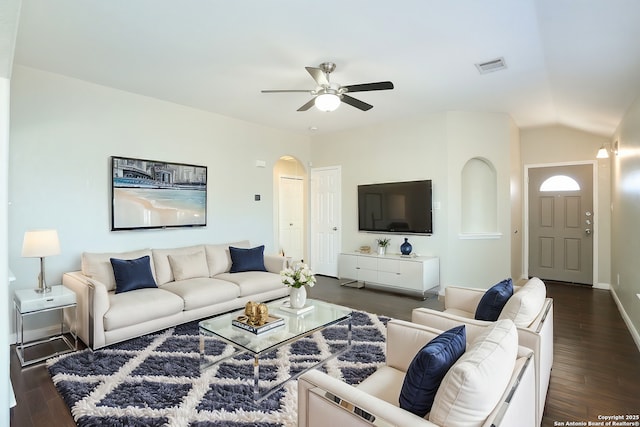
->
[338,252,440,299]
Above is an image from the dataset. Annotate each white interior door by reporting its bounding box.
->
[310,166,341,277]
[278,175,304,262]
[528,164,593,284]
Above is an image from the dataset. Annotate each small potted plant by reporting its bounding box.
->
[375,237,391,256]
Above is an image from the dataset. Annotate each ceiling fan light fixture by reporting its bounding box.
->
[314,93,341,112]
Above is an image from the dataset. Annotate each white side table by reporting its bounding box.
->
[14,285,78,367]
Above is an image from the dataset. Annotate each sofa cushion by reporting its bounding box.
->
[161,277,240,310]
[205,241,250,276]
[429,319,517,425]
[110,256,158,294]
[104,288,184,331]
[498,277,546,327]
[474,278,513,321]
[215,271,283,297]
[82,249,154,292]
[357,365,406,406]
[229,245,267,273]
[152,245,206,285]
[399,325,466,417]
[168,251,210,281]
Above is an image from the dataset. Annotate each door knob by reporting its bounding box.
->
[332,227,338,231]
[585,228,592,235]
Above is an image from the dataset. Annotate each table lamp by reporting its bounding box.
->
[21,229,61,293]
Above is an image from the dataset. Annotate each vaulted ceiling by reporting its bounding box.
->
[12,0,640,136]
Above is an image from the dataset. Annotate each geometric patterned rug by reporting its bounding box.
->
[47,311,389,427]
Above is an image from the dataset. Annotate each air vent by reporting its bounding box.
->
[475,57,507,74]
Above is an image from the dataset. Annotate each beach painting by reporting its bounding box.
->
[111,156,207,230]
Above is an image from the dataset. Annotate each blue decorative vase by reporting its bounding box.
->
[400,238,412,255]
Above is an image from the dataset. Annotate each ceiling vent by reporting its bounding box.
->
[475,57,507,74]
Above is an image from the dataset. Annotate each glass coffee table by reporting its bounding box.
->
[199,298,352,401]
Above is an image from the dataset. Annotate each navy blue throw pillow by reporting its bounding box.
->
[229,245,267,273]
[399,325,466,417]
[110,255,157,294]
[474,278,514,321]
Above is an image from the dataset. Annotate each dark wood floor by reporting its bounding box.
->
[10,277,640,426]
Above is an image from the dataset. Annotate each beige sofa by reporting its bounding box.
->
[62,241,289,349]
[411,277,553,426]
[298,319,536,427]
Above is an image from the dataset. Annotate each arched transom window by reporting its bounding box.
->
[539,175,580,192]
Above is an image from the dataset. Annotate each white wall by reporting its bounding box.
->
[1,77,13,425]
[8,66,310,333]
[520,125,611,287]
[1,1,21,418]
[444,112,516,286]
[611,97,640,349]
[310,111,517,290]
[510,121,523,280]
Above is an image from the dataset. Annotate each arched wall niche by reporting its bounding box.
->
[461,157,497,234]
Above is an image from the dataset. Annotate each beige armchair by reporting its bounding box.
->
[411,277,553,426]
[298,319,536,427]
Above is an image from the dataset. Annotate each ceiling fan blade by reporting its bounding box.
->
[261,89,312,93]
[297,98,316,112]
[305,67,329,87]
[341,94,373,111]
[343,81,394,92]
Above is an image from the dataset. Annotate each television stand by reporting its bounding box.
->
[338,252,439,299]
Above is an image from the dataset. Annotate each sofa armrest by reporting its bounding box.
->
[62,271,110,349]
[490,348,537,427]
[298,369,437,427]
[444,286,486,313]
[264,254,286,274]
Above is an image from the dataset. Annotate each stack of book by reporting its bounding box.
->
[232,315,285,335]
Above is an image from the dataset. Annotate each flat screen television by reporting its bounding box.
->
[358,180,433,235]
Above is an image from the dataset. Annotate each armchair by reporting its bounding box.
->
[411,277,553,426]
[298,319,536,427]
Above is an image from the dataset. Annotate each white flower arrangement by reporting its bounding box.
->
[280,263,316,289]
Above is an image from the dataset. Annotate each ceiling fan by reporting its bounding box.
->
[261,62,394,112]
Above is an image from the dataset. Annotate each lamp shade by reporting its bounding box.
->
[596,146,609,159]
[21,229,61,258]
[314,93,341,112]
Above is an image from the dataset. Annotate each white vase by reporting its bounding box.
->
[378,246,386,256]
[290,286,307,308]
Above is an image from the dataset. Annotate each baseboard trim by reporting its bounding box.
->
[593,282,610,290]
[610,287,640,354]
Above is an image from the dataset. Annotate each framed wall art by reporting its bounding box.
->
[111,156,207,231]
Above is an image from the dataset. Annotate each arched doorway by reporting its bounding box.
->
[274,156,307,263]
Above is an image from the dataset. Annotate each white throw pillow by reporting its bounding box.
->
[168,251,210,281]
[152,245,206,285]
[498,277,546,327]
[429,319,517,426]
